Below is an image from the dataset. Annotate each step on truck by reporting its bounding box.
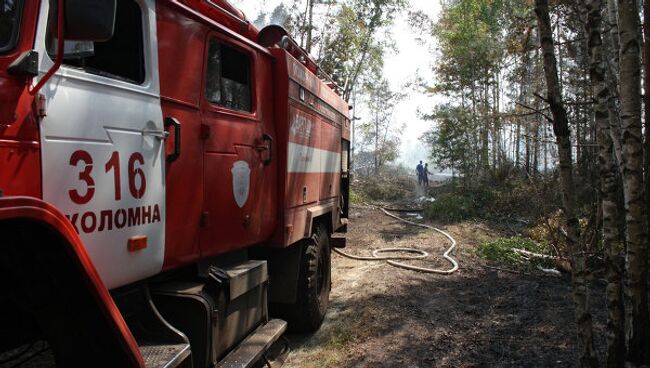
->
[0,0,351,366]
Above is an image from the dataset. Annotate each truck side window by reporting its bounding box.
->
[47,0,145,84]
[205,39,252,112]
[0,0,23,53]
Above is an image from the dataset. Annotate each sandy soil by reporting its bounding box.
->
[282,205,606,368]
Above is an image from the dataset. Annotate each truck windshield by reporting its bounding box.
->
[0,0,23,53]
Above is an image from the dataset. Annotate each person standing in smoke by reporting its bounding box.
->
[416,161,424,186]
[423,163,433,187]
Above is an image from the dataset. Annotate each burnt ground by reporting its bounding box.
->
[0,203,607,368]
[283,205,607,368]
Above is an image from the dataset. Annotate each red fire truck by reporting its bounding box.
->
[0,0,351,366]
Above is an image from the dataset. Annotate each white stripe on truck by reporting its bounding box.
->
[288,142,341,173]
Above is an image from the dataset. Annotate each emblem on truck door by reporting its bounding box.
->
[232,161,251,208]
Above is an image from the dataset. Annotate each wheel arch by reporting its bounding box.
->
[304,204,335,238]
[0,196,144,367]
[264,209,333,306]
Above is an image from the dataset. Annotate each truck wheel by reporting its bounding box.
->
[285,222,331,332]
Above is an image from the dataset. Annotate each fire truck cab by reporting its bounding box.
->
[0,0,350,367]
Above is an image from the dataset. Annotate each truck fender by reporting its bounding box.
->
[304,204,335,238]
[266,211,334,305]
[0,196,144,367]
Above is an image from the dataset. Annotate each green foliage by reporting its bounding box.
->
[421,105,477,177]
[423,169,562,223]
[432,0,508,95]
[482,168,562,218]
[349,188,366,204]
[318,0,405,98]
[356,78,405,174]
[247,0,404,100]
[477,236,555,269]
[421,0,540,183]
[319,4,382,88]
[423,192,481,223]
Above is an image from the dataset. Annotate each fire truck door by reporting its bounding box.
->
[34,0,166,289]
[200,36,270,256]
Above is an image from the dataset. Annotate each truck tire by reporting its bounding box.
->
[284,222,331,332]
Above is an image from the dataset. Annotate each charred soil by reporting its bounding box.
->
[283,205,606,368]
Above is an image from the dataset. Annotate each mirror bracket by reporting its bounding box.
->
[8,50,39,77]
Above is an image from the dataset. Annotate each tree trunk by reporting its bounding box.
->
[582,1,625,366]
[544,132,548,172]
[617,0,650,364]
[482,80,490,172]
[601,3,624,169]
[534,1,599,367]
[515,120,521,167]
[305,0,315,53]
[343,5,382,100]
[533,121,539,174]
[607,0,620,75]
[526,122,531,174]
[374,110,379,174]
[643,0,650,341]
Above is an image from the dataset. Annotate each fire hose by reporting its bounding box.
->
[333,205,459,274]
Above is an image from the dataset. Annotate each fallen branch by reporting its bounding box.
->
[382,208,424,212]
[536,265,562,277]
[480,265,532,276]
[513,248,572,273]
[512,248,558,260]
[465,265,563,278]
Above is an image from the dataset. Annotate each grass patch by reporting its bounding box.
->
[476,236,555,270]
[287,305,377,367]
[349,188,366,205]
[353,174,415,202]
[423,192,480,222]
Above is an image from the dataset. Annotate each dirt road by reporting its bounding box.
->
[283,205,606,368]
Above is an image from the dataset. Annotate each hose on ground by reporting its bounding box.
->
[333,205,459,274]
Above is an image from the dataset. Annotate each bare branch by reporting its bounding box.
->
[515,101,554,122]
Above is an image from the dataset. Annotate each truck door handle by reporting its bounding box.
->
[165,117,181,163]
[142,129,170,139]
[262,134,273,166]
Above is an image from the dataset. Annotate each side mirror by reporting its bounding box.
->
[65,0,117,41]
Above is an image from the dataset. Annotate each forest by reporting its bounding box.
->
[236,0,650,367]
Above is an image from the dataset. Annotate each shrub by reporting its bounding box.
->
[527,211,565,252]
[349,188,366,204]
[477,236,555,270]
[423,183,496,222]
[423,192,477,222]
[354,174,414,202]
[424,169,563,224]
[527,210,594,259]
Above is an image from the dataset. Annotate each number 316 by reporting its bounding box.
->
[68,150,147,205]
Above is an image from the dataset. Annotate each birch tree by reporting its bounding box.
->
[357,78,403,174]
[581,0,625,365]
[617,0,650,364]
[534,0,598,366]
